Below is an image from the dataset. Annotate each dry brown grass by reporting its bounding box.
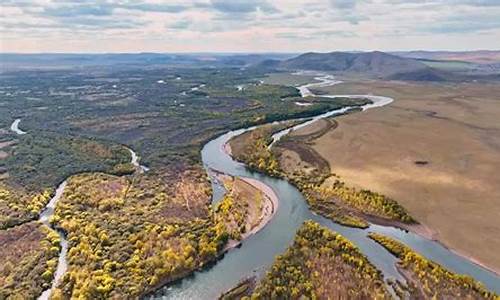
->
[305,79,500,272]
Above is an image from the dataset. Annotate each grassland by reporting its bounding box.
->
[306,79,500,272]
[228,115,416,229]
[261,72,318,86]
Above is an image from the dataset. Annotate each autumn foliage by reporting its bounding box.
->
[250,221,390,299]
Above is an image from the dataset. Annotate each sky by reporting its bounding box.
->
[1,0,500,53]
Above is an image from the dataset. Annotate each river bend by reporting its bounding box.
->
[150,73,500,299]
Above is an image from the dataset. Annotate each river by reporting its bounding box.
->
[10,118,27,135]
[38,181,68,300]
[35,147,147,300]
[150,73,500,299]
[9,118,69,300]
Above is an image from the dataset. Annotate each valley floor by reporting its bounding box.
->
[299,79,500,272]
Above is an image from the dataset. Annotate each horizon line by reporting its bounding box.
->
[1,49,500,55]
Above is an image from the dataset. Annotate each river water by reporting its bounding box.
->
[38,182,69,300]
[150,73,500,299]
[10,118,27,135]
[35,147,147,300]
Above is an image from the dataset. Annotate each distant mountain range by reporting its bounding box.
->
[392,50,500,64]
[0,52,295,71]
[2,50,498,81]
[263,51,446,81]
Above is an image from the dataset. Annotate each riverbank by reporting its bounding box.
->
[211,172,279,251]
[143,171,279,298]
[275,115,500,275]
[149,73,500,299]
[309,79,500,274]
[369,232,498,299]
[237,177,278,239]
[223,141,232,157]
[230,72,500,279]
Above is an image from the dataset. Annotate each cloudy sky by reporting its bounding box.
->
[1,0,500,53]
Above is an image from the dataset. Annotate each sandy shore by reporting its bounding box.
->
[221,175,279,251]
[239,177,279,237]
[217,138,280,250]
[223,141,232,156]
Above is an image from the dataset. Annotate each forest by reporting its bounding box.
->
[49,170,221,298]
[0,132,131,230]
[248,221,390,299]
[368,233,497,299]
[0,65,371,297]
[45,168,269,298]
[0,222,61,299]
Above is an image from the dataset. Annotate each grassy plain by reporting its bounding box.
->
[304,79,500,272]
[261,72,318,86]
[229,115,416,229]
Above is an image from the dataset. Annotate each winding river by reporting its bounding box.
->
[10,72,498,299]
[26,144,146,299]
[150,73,500,299]
[38,181,68,300]
[10,118,27,135]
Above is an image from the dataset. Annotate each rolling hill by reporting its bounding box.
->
[274,51,444,81]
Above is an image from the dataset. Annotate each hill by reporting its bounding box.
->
[393,50,500,64]
[277,51,441,80]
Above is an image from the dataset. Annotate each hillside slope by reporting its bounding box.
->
[277,51,445,81]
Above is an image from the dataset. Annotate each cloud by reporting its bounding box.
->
[209,0,279,14]
[169,20,192,30]
[420,13,500,33]
[1,0,500,52]
[119,3,188,13]
[276,29,356,40]
[39,1,189,17]
[385,0,500,7]
[43,4,114,17]
[0,21,61,30]
[67,17,148,30]
[329,0,359,9]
